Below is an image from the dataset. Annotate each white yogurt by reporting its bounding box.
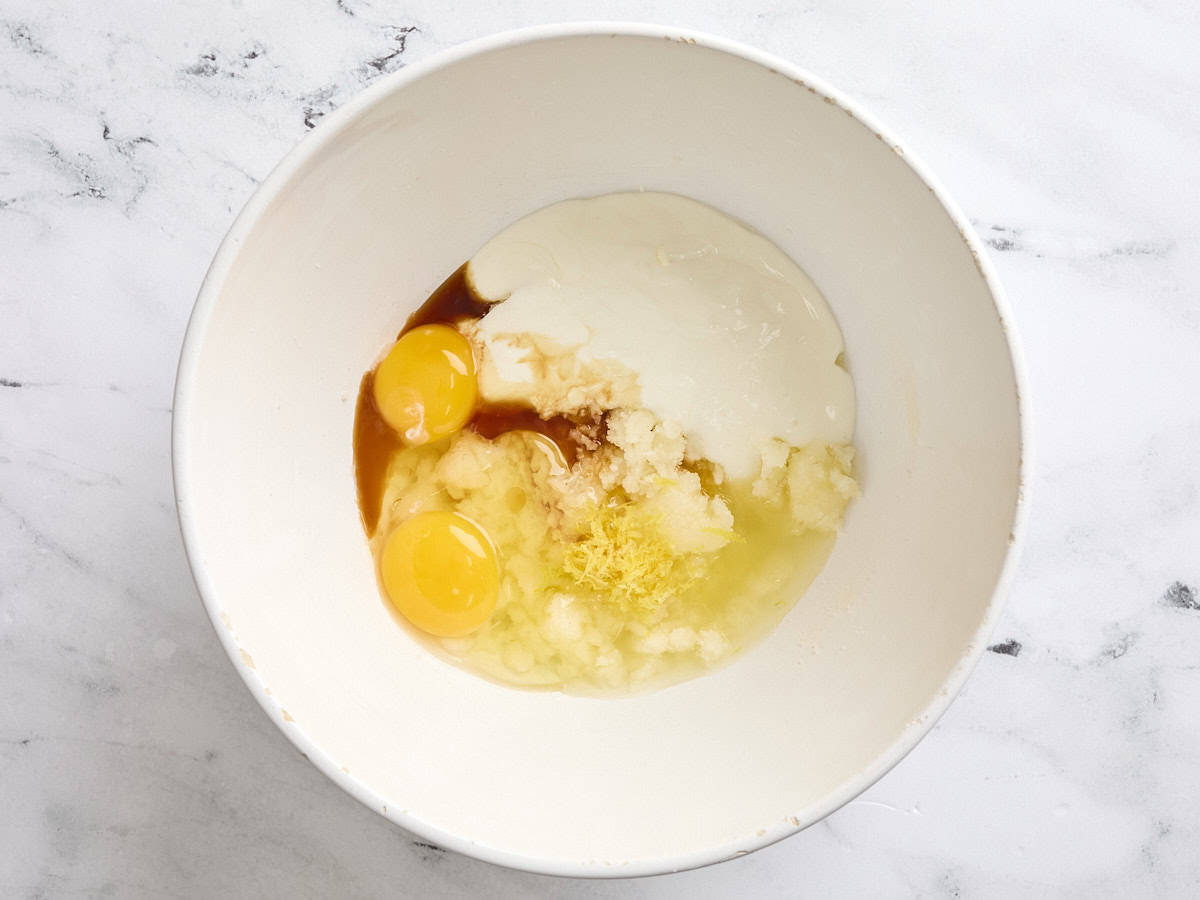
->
[467,192,854,480]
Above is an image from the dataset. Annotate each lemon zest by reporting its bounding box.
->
[561,504,699,616]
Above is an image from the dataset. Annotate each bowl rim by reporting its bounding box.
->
[172,20,1032,879]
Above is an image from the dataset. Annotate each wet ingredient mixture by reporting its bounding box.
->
[355,192,859,693]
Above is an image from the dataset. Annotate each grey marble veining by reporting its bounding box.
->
[2,1,1199,896]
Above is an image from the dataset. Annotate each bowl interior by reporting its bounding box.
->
[175,29,1022,875]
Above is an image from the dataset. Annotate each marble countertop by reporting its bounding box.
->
[3,1,1199,896]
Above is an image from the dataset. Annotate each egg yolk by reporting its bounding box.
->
[380,510,499,637]
[373,324,476,445]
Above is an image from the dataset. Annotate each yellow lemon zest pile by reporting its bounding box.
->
[562,503,701,617]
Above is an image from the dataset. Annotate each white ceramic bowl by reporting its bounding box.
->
[173,23,1027,877]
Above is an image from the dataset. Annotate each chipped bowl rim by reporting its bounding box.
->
[172,21,1031,879]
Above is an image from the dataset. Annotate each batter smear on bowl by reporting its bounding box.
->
[354,192,859,693]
